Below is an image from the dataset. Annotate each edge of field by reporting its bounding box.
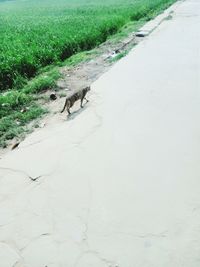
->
[0,0,181,152]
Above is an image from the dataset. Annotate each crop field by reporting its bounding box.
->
[0,0,176,91]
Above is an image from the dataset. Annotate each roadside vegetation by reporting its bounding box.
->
[0,0,176,147]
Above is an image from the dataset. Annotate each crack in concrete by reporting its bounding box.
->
[6,233,53,267]
[0,167,31,179]
[19,233,52,253]
[106,230,168,239]
[73,229,167,267]
[88,250,117,267]
[73,179,118,267]
[77,178,93,249]
[0,166,58,184]
[73,230,167,266]
[74,250,117,267]
[20,138,46,150]
[0,240,25,267]
[0,211,26,228]
[18,125,67,150]
[29,175,42,182]
[70,105,103,150]
[13,261,20,267]
[0,166,43,183]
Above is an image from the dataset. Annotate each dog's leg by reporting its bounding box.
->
[67,101,71,115]
[80,97,84,108]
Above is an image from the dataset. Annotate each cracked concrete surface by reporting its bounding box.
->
[0,0,200,266]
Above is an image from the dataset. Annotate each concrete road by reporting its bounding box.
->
[0,0,200,266]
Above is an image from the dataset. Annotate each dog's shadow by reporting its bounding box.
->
[66,104,89,121]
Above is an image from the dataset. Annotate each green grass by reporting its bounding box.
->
[0,0,177,147]
[0,69,58,147]
[23,69,61,94]
[0,0,176,91]
[110,50,130,63]
[0,105,47,148]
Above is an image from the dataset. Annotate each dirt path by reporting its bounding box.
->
[0,0,200,266]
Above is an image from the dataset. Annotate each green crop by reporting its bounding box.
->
[0,0,176,91]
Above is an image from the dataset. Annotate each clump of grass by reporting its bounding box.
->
[110,50,129,62]
[0,69,59,147]
[0,68,60,119]
[60,50,98,67]
[23,69,61,94]
[0,91,33,119]
[0,105,47,147]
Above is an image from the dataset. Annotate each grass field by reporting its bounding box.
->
[0,0,176,147]
[0,0,176,91]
